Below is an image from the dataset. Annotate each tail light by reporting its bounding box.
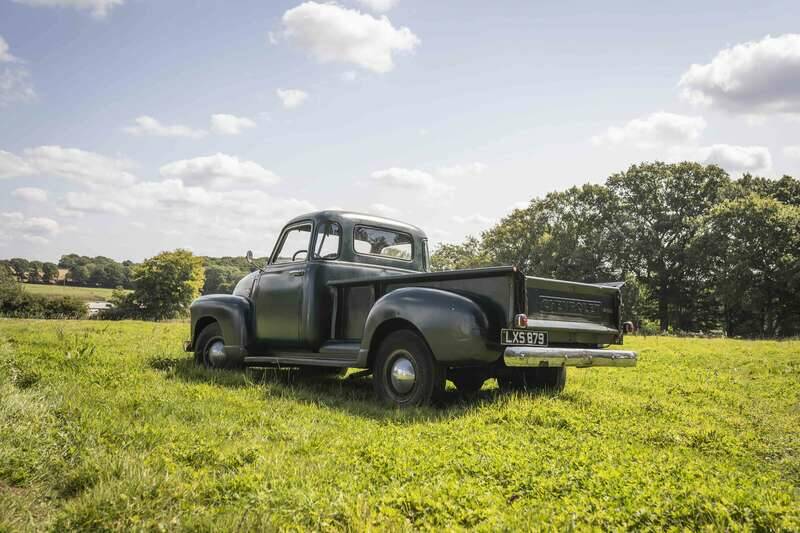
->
[514,313,528,328]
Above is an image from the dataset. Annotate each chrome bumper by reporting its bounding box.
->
[504,346,637,368]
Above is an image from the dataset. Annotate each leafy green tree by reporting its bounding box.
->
[694,194,800,337]
[431,236,493,271]
[132,249,205,320]
[41,262,59,283]
[27,261,43,283]
[606,162,730,331]
[8,258,30,281]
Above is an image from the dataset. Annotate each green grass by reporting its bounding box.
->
[19,284,124,302]
[0,319,798,531]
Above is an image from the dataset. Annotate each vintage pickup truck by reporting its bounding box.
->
[185,210,636,407]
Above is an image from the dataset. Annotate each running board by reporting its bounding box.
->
[244,341,360,368]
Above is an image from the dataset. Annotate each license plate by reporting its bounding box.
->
[501,329,548,346]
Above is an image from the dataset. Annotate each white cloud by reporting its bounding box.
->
[159,153,280,189]
[0,211,60,244]
[124,116,206,138]
[210,113,257,135]
[11,187,48,202]
[355,0,399,12]
[268,31,279,45]
[783,146,800,159]
[0,36,18,63]
[13,0,125,19]
[55,207,84,218]
[368,167,452,197]
[591,112,707,148]
[340,70,358,82]
[23,145,136,187]
[282,2,420,73]
[668,144,772,175]
[437,162,487,177]
[369,203,400,216]
[276,88,308,109]
[702,144,772,175]
[65,191,128,215]
[452,214,495,226]
[0,150,35,178]
[679,34,800,114]
[1,66,35,106]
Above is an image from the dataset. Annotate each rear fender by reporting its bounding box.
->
[358,287,494,366]
[189,294,251,362]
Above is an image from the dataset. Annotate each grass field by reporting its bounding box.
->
[0,319,798,531]
[19,284,122,303]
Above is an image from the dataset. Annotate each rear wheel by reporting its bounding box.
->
[373,330,444,407]
[498,367,566,393]
[194,322,231,369]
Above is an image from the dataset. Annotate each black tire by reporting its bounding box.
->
[194,322,229,369]
[372,330,444,407]
[450,369,488,395]
[498,367,566,393]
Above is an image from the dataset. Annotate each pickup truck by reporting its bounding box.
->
[185,210,636,407]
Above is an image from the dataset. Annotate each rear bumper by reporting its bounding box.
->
[504,346,637,368]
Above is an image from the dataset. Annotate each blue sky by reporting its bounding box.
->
[2,0,800,261]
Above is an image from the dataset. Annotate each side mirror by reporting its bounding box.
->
[245,250,254,264]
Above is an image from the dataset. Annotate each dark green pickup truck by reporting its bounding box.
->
[185,210,636,407]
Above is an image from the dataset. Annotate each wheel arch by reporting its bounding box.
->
[366,318,429,370]
[358,287,497,367]
[188,294,250,365]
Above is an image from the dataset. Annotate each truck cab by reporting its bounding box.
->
[186,210,636,407]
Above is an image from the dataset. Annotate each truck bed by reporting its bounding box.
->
[328,266,621,348]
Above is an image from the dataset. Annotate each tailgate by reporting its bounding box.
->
[525,276,621,345]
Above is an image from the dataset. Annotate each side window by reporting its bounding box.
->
[353,226,413,261]
[314,222,341,260]
[273,224,312,264]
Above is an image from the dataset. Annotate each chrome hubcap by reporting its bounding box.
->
[390,352,416,395]
[207,340,226,367]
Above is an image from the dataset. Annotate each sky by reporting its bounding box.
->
[1,0,800,261]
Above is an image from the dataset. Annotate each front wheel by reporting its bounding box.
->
[498,367,566,394]
[373,330,445,407]
[194,322,231,369]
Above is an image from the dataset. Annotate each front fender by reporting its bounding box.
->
[189,294,251,360]
[359,287,495,365]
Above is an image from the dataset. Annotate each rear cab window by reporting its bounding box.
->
[353,225,413,262]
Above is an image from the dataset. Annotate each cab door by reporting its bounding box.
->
[253,222,312,349]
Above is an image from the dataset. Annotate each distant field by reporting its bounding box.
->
[0,320,798,530]
[19,284,124,302]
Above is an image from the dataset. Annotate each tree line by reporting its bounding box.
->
[0,254,256,295]
[431,162,800,338]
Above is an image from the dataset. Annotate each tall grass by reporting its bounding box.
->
[1,319,798,530]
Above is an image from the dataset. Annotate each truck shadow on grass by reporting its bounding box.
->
[148,355,517,421]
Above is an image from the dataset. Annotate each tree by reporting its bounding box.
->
[27,261,43,283]
[42,262,59,283]
[694,194,800,337]
[431,236,493,271]
[131,249,205,320]
[606,162,730,331]
[8,258,30,281]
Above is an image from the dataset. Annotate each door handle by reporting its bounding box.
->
[288,270,305,277]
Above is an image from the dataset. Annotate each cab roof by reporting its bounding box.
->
[285,210,427,238]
